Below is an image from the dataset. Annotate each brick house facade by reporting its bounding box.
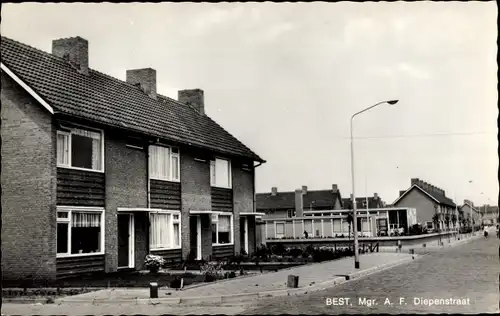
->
[1,36,264,281]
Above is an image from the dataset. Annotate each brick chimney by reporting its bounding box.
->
[399,190,406,196]
[374,193,378,199]
[271,187,277,196]
[295,189,303,217]
[332,184,338,193]
[126,68,157,99]
[411,178,419,186]
[301,186,308,195]
[52,36,89,75]
[178,89,205,115]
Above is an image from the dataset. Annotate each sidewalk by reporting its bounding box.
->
[57,252,414,304]
[377,231,484,253]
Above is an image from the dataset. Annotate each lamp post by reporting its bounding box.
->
[350,99,398,269]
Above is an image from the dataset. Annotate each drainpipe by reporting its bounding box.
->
[253,160,265,251]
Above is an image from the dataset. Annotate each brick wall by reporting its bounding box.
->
[104,131,148,272]
[180,148,211,260]
[232,162,254,254]
[394,188,436,225]
[1,72,57,280]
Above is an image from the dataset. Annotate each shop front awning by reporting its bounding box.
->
[240,212,265,216]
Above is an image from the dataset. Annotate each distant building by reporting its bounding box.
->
[459,200,482,229]
[478,205,498,226]
[342,193,386,210]
[393,178,457,231]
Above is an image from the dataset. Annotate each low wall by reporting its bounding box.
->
[265,232,458,249]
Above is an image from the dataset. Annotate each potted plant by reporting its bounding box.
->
[144,254,165,274]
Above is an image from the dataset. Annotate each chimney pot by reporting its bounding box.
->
[302,185,308,195]
[126,68,157,99]
[271,187,277,196]
[332,184,338,192]
[52,36,89,75]
[374,192,378,199]
[178,89,205,115]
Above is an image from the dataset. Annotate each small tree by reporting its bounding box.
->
[451,214,457,229]
[432,213,440,232]
[444,215,450,231]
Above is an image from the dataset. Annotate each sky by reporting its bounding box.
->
[1,2,498,206]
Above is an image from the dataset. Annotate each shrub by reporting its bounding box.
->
[288,247,303,258]
[144,255,165,271]
[228,271,236,278]
[200,261,224,282]
[271,243,286,256]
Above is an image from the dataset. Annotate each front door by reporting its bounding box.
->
[118,214,132,268]
[189,216,202,260]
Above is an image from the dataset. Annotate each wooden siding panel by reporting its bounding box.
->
[150,180,181,210]
[56,255,105,279]
[150,248,182,266]
[57,168,105,206]
[212,245,234,261]
[211,187,233,212]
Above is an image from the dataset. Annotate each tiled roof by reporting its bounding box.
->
[342,197,384,210]
[0,36,264,162]
[256,190,342,210]
[395,185,456,208]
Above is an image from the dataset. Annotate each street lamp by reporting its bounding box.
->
[350,99,399,269]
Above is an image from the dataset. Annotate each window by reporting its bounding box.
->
[287,209,295,218]
[149,211,181,250]
[149,145,180,181]
[210,158,231,188]
[276,223,285,239]
[56,208,104,256]
[57,127,103,171]
[212,213,233,245]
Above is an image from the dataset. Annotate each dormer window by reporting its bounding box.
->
[57,126,104,172]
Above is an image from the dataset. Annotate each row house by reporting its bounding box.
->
[1,36,265,281]
[479,205,499,225]
[393,178,457,231]
[459,200,482,229]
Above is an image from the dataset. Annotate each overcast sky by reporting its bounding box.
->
[2,2,498,206]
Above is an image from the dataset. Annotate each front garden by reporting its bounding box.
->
[2,244,355,301]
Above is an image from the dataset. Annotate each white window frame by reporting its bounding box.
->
[56,125,105,173]
[210,157,232,189]
[149,210,182,251]
[149,145,180,182]
[212,212,234,245]
[275,221,285,239]
[56,206,105,258]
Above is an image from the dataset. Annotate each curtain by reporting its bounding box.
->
[73,128,101,170]
[276,223,284,234]
[150,213,171,248]
[149,146,170,179]
[72,212,101,227]
[171,154,179,180]
[210,160,216,185]
[215,159,229,187]
[57,133,69,165]
[218,215,230,232]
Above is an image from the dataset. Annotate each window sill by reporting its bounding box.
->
[57,165,104,173]
[212,243,234,247]
[150,247,181,251]
[57,252,105,258]
[211,185,233,190]
[150,177,180,183]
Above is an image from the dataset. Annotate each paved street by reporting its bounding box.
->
[2,235,497,315]
[241,236,499,314]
